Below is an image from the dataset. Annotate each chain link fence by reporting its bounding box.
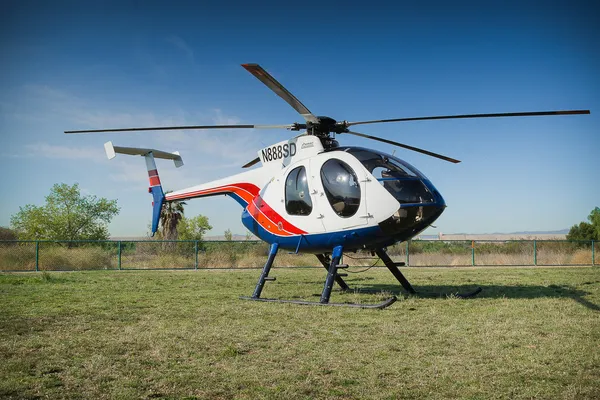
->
[0,239,596,272]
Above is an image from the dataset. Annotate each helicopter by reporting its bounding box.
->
[66,64,590,309]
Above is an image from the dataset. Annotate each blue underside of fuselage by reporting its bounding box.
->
[227,192,443,254]
[227,193,392,252]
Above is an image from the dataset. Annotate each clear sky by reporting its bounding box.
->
[1,0,598,237]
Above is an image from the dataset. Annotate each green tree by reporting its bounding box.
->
[567,222,597,241]
[178,215,212,241]
[567,207,600,241]
[589,207,600,240]
[224,229,233,241]
[10,183,119,241]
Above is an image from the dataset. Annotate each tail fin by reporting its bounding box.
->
[104,141,183,236]
[145,153,165,236]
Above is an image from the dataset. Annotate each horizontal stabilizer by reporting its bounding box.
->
[104,141,183,167]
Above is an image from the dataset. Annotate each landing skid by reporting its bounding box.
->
[239,296,397,309]
[241,243,396,309]
[241,244,481,308]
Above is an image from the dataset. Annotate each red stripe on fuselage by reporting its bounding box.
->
[246,200,293,236]
[164,183,306,237]
[249,196,307,235]
[166,183,260,204]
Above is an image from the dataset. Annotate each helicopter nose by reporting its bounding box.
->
[379,202,445,239]
[379,180,445,235]
[424,179,445,208]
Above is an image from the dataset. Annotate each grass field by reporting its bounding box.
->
[1,267,599,399]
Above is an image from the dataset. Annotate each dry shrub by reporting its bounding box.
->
[196,251,316,268]
[474,252,534,266]
[408,253,471,266]
[197,251,237,268]
[0,243,36,271]
[570,249,593,265]
[39,246,116,270]
[128,254,194,269]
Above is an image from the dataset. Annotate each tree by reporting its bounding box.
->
[224,229,233,241]
[567,222,597,241]
[567,207,600,241]
[589,207,600,240]
[159,199,186,241]
[10,183,119,241]
[178,215,212,241]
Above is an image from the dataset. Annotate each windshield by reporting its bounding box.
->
[339,147,435,204]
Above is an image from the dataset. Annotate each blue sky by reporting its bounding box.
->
[1,0,598,237]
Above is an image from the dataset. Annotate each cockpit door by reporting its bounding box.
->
[309,154,369,231]
[282,163,326,233]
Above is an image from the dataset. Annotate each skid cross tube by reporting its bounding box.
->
[376,248,416,294]
[252,243,279,298]
[316,254,350,291]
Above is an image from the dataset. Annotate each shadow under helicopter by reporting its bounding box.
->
[284,276,600,312]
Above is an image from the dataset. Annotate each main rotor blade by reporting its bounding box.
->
[64,124,292,134]
[242,63,319,124]
[346,110,590,127]
[345,131,461,163]
[242,157,260,168]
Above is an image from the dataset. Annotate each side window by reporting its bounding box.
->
[320,159,361,217]
[285,166,312,216]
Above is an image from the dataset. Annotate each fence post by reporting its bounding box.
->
[406,241,410,266]
[533,240,537,266]
[195,241,198,270]
[117,241,122,270]
[471,241,475,266]
[592,240,595,266]
[35,241,39,272]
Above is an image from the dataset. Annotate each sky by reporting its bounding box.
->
[1,0,598,238]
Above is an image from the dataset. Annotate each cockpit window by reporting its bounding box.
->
[345,149,418,178]
[320,159,361,217]
[342,148,435,204]
[285,166,312,216]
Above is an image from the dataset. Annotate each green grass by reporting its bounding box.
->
[1,267,599,399]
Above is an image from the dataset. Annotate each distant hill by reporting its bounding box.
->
[418,229,569,241]
[506,229,569,235]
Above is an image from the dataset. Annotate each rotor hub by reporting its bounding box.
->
[296,116,348,136]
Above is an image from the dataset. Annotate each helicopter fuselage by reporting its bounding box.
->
[166,135,445,253]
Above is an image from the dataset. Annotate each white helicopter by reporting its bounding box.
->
[66,64,589,308]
